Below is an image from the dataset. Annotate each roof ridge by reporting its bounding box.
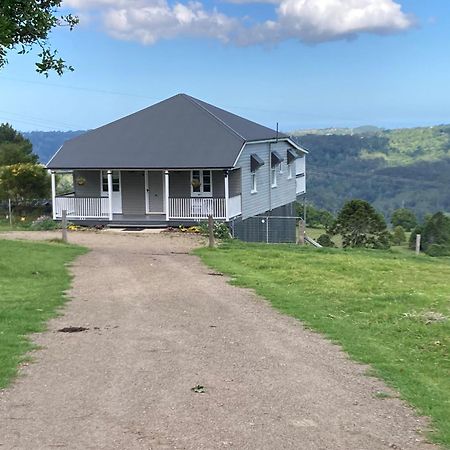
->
[181,94,246,142]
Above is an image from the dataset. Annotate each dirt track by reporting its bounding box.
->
[0,231,437,449]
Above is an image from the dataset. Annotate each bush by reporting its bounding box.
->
[296,202,334,228]
[426,244,450,257]
[30,215,60,231]
[329,199,390,249]
[391,208,417,231]
[198,221,231,240]
[391,225,406,245]
[317,234,336,248]
[422,212,450,254]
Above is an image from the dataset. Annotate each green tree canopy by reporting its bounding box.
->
[421,212,450,256]
[297,202,334,228]
[0,1,78,76]
[391,208,418,231]
[391,225,406,245]
[0,163,50,201]
[0,123,38,165]
[329,199,390,249]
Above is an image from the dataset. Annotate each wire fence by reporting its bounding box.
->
[230,215,303,244]
[0,199,52,226]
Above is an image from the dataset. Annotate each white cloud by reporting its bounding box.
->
[63,0,415,46]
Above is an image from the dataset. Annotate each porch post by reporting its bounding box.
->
[224,170,230,222]
[164,170,170,221]
[51,171,56,220]
[107,170,113,221]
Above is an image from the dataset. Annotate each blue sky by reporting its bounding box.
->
[1,0,449,132]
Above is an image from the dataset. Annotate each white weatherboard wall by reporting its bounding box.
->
[236,141,299,220]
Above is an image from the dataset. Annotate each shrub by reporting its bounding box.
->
[391,208,418,231]
[317,234,336,248]
[391,225,406,245]
[297,202,334,228]
[30,215,60,231]
[329,199,390,249]
[426,244,450,257]
[198,221,231,240]
[422,212,450,254]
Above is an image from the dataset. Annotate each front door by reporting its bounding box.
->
[146,171,164,214]
[101,170,122,213]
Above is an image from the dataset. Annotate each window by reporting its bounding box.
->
[271,165,277,188]
[279,162,283,174]
[101,171,120,192]
[191,170,212,196]
[251,171,257,193]
[287,162,293,179]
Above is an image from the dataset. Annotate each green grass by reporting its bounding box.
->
[0,239,86,388]
[196,242,450,447]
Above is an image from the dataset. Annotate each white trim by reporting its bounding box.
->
[164,170,170,221]
[51,171,56,220]
[144,170,150,214]
[46,145,63,168]
[107,170,113,221]
[224,172,230,222]
[231,142,247,169]
[271,166,277,188]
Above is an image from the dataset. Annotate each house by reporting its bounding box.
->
[47,94,307,241]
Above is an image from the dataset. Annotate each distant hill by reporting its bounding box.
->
[22,125,450,220]
[23,130,86,165]
[293,124,450,220]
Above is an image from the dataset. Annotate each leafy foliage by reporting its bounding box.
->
[0,1,78,76]
[421,212,450,256]
[198,221,231,240]
[316,233,336,248]
[297,202,334,228]
[329,199,390,249]
[391,208,417,231]
[0,123,38,165]
[0,163,50,201]
[391,225,406,245]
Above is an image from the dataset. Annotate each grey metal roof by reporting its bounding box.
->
[47,94,287,170]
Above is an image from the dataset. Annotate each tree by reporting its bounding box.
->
[0,1,78,76]
[391,208,417,231]
[391,225,406,245]
[0,163,50,201]
[421,212,450,256]
[297,202,334,228]
[329,199,390,249]
[0,123,38,165]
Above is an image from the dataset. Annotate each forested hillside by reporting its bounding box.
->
[21,125,450,220]
[293,125,450,220]
[23,130,85,164]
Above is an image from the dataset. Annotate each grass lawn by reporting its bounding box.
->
[196,242,450,447]
[0,239,86,388]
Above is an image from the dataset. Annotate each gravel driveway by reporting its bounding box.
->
[0,231,437,449]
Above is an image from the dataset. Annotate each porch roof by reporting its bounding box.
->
[47,94,288,170]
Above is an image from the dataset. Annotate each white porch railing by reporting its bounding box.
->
[169,198,226,219]
[228,194,242,218]
[55,196,109,219]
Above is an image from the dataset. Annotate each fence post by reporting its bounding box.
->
[61,209,68,243]
[415,234,421,256]
[297,219,305,245]
[208,214,215,248]
[8,198,12,228]
[266,216,269,243]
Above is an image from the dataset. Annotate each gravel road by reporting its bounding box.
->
[0,231,437,449]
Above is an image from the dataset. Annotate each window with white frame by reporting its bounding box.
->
[101,171,120,192]
[251,171,257,193]
[287,162,293,179]
[191,170,212,196]
[271,165,277,187]
[279,161,283,174]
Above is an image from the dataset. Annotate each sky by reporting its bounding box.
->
[1,0,450,133]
